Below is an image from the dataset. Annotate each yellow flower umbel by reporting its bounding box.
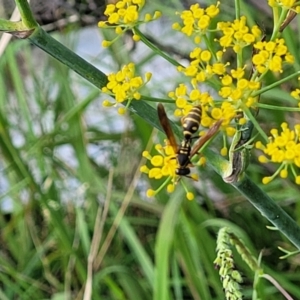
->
[218,68,261,111]
[252,38,294,74]
[217,16,262,53]
[102,62,152,114]
[98,0,161,46]
[168,83,214,117]
[173,2,220,43]
[173,30,263,127]
[140,142,198,200]
[256,122,300,184]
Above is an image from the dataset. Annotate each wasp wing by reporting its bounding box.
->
[157,103,178,153]
[190,119,223,158]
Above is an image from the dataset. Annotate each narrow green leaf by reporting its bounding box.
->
[154,190,184,300]
[109,202,155,286]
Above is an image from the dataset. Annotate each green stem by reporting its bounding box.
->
[252,70,300,97]
[237,50,243,69]
[235,0,241,20]
[203,35,217,60]
[141,95,174,104]
[0,19,26,31]
[257,103,300,112]
[271,8,288,40]
[15,0,38,28]
[28,27,108,89]
[243,105,269,143]
[133,27,182,68]
[204,149,300,250]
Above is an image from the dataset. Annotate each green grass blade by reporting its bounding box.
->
[154,190,184,300]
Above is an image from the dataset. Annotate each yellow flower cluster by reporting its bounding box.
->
[98,0,161,46]
[141,144,177,181]
[102,63,152,114]
[217,16,262,53]
[168,83,235,133]
[256,122,300,184]
[179,49,261,115]
[140,144,197,200]
[179,47,227,85]
[173,2,220,43]
[218,71,261,109]
[168,83,213,116]
[171,22,262,138]
[252,38,294,74]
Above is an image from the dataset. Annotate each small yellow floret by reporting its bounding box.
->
[258,155,268,163]
[280,169,288,178]
[262,177,272,184]
[226,127,236,137]
[140,165,149,173]
[146,189,155,197]
[133,92,141,99]
[142,151,151,159]
[133,34,140,41]
[201,116,213,128]
[102,100,114,107]
[102,40,111,48]
[211,107,222,119]
[167,184,175,193]
[174,109,182,117]
[151,155,164,167]
[155,144,163,152]
[98,21,106,27]
[153,11,162,19]
[221,75,232,86]
[191,173,199,181]
[172,22,181,30]
[194,36,201,44]
[197,157,205,166]
[238,117,246,125]
[200,50,212,62]
[186,192,195,201]
[221,147,228,156]
[144,13,152,22]
[115,26,124,35]
[145,72,152,81]
[118,107,126,115]
[255,141,264,150]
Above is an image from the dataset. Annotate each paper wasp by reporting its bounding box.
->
[157,103,222,177]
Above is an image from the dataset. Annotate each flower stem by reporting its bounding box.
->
[15,0,38,28]
[133,27,183,68]
[253,70,300,97]
[29,27,108,89]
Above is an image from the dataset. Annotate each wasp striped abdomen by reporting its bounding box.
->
[182,105,202,140]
